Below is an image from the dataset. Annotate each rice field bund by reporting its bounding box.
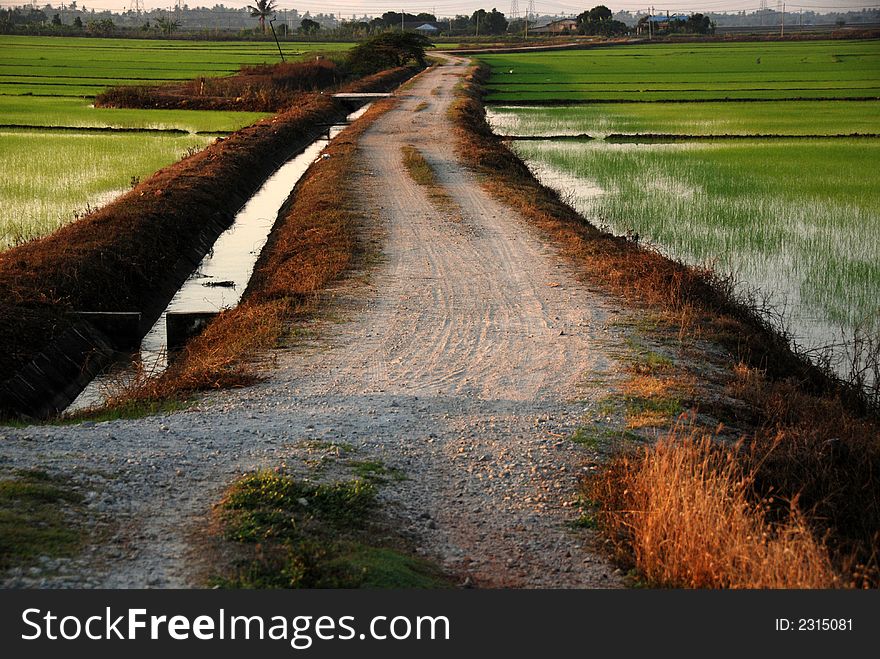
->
[0,36,351,249]
[481,39,880,372]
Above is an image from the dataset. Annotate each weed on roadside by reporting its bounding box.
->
[211,470,448,589]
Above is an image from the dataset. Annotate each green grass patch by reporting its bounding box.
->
[624,394,683,427]
[350,460,407,483]
[213,471,448,589]
[0,470,85,570]
[567,513,598,530]
[401,144,438,187]
[570,426,602,449]
[571,425,646,449]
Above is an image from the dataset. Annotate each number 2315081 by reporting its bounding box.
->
[775,618,852,631]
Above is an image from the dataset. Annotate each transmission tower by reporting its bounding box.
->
[132,0,143,15]
[525,0,535,37]
[509,0,519,24]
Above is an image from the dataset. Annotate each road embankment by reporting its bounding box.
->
[0,66,419,420]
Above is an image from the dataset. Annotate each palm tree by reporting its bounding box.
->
[247,0,276,34]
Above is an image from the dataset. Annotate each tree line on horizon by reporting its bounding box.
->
[2,2,877,38]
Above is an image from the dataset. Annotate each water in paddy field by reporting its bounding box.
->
[66,106,370,413]
[498,129,880,391]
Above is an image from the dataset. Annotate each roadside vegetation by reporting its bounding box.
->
[90,95,400,415]
[0,469,87,571]
[210,470,448,588]
[451,61,880,588]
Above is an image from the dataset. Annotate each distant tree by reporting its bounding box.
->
[577,5,627,36]
[51,13,61,26]
[484,8,508,34]
[686,13,715,34]
[345,31,431,75]
[588,5,612,22]
[73,15,83,29]
[247,0,276,34]
[300,17,320,35]
[155,15,179,36]
[471,8,507,35]
[669,13,714,34]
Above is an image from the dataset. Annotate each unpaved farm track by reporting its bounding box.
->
[1,58,624,588]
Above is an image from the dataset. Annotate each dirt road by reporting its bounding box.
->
[1,57,625,588]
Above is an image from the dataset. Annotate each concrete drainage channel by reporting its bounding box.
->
[51,102,374,417]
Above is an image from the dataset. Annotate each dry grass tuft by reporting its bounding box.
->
[587,426,842,588]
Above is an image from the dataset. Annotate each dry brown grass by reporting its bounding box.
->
[587,427,842,588]
[96,62,421,113]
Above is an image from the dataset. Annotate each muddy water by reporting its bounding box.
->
[67,107,370,413]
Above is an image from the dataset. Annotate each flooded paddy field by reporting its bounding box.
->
[512,138,880,349]
[481,39,880,374]
[0,130,213,249]
[488,100,880,137]
[0,36,352,249]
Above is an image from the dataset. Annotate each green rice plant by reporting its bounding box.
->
[0,129,212,249]
[488,100,880,137]
[0,96,270,133]
[512,138,880,351]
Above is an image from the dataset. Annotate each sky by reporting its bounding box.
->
[4,0,876,18]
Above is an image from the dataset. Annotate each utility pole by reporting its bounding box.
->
[525,0,534,39]
[781,2,785,37]
[269,17,284,61]
[401,9,404,31]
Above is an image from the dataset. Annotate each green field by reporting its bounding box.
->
[0,96,270,133]
[488,100,880,137]
[0,36,352,97]
[480,40,880,365]
[0,36,352,249]
[0,130,212,249]
[515,139,879,339]
[481,40,880,102]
